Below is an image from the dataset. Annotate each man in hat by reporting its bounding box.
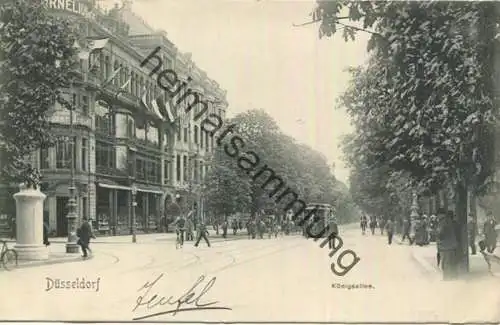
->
[194,220,211,247]
[483,212,498,253]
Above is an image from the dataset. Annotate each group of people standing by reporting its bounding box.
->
[360,213,442,246]
[361,209,498,280]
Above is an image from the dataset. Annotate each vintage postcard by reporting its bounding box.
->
[0,0,500,323]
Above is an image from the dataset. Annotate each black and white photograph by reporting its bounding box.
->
[0,0,500,323]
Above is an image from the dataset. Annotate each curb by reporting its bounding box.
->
[0,254,94,272]
[410,247,440,279]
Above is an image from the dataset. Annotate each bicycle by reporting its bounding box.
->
[1,240,18,271]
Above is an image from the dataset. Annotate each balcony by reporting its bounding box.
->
[48,109,92,129]
[96,165,129,178]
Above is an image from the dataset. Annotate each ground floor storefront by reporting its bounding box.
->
[0,181,176,238]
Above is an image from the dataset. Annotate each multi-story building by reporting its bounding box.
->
[0,0,228,236]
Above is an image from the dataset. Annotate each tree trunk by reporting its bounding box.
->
[442,188,449,212]
[435,192,441,212]
[455,181,469,275]
[469,190,478,236]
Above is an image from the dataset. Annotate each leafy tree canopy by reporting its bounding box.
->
[0,0,77,188]
[326,1,499,207]
[205,109,359,222]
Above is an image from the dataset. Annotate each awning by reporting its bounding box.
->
[137,188,163,195]
[98,183,131,191]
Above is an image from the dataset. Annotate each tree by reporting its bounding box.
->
[209,109,358,220]
[204,146,252,221]
[0,0,77,188]
[323,1,499,273]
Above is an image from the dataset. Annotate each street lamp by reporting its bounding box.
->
[410,190,419,219]
[66,74,80,254]
[131,185,137,243]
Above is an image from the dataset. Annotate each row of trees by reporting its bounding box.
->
[313,1,500,272]
[203,109,359,223]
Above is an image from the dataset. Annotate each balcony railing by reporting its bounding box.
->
[96,165,128,177]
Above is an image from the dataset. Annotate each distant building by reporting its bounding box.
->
[0,0,228,236]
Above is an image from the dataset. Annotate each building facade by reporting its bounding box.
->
[0,0,228,236]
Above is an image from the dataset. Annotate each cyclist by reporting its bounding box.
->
[167,194,185,247]
[173,214,186,247]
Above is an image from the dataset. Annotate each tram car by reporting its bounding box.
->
[303,203,338,238]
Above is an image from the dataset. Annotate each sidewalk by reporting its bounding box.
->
[0,243,91,272]
[410,242,500,322]
[410,242,500,278]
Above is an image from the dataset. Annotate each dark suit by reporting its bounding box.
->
[195,223,211,247]
[77,221,94,257]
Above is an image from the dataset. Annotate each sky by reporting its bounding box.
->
[105,0,370,184]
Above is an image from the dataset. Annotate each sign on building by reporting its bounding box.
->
[42,0,91,16]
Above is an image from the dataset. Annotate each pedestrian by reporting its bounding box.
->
[327,217,339,249]
[232,219,238,235]
[402,217,412,244]
[369,216,377,235]
[43,211,50,246]
[379,217,386,235]
[385,218,394,245]
[213,218,219,235]
[222,220,228,238]
[185,213,194,241]
[483,213,497,253]
[360,215,367,235]
[258,219,265,239]
[77,217,95,259]
[437,209,458,280]
[467,214,477,255]
[194,221,211,247]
